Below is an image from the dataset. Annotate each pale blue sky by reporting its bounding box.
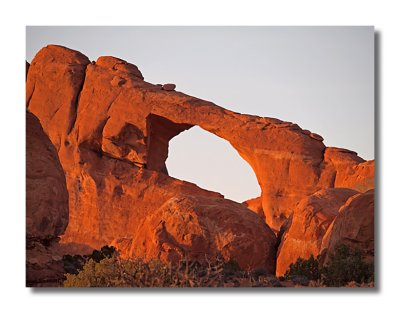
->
[26,26,374,202]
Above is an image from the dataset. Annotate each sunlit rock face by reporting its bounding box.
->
[26,45,374,273]
[320,189,375,266]
[275,188,359,277]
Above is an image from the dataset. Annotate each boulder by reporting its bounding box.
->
[310,133,324,141]
[320,189,374,265]
[162,83,176,91]
[96,56,143,79]
[26,112,69,240]
[318,147,374,193]
[26,111,69,286]
[337,160,374,192]
[114,196,277,273]
[276,188,358,277]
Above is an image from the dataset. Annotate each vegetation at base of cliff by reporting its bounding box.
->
[63,246,117,275]
[63,244,374,287]
[283,244,374,287]
[321,244,374,287]
[64,249,282,287]
[284,254,321,281]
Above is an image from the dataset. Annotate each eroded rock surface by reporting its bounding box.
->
[113,196,276,273]
[26,45,374,272]
[318,148,374,193]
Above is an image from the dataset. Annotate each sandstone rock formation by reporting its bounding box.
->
[275,188,358,276]
[26,45,280,271]
[26,111,69,286]
[320,189,374,265]
[242,196,265,220]
[162,83,176,91]
[318,148,374,194]
[112,196,276,273]
[26,45,374,274]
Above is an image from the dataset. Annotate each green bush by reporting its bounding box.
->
[64,258,113,287]
[63,254,86,275]
[88,245,116,263]
[222,258,243,277]
[322,244,374,287]
[63,245,117,275]
[284,244,374,287]
[284,254,321,281]
[64,256,211,287]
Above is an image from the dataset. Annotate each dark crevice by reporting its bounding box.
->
[317,146,339,188]
[331,171,338,188]
[102,151,145,167]
[275,213,293,255]
[97,116,111,151]
[26,81,36,108]
[67,64,89,135]
[315,146,329,185]
[49,104,62,121]
[317,146,327,173]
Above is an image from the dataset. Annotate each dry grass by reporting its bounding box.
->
[64,254,283,288]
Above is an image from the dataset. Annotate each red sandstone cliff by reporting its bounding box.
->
[26,45,374,275]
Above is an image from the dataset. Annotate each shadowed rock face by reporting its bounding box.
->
[26,112,69,239]
[26,45,374,272]
[26,111,69,286]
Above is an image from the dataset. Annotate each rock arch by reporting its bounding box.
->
[27,43,374,265]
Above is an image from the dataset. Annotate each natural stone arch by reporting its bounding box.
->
[144,113,262,203]
[27,45,373,237]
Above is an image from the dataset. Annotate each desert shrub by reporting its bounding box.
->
[63,254,86,275]
[322,244,374,287]
[63,245,117,275]
[88,245,116,262]
[284,254,321,281]
[64,257,127,287]
[63,254,281,288]
[250,267,269,280]
[222,259,243,277]
[64,244,374,287]
[283,244,374,287]
[64,256,219,287]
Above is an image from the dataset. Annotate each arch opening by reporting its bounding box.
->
[166,126,261,203]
